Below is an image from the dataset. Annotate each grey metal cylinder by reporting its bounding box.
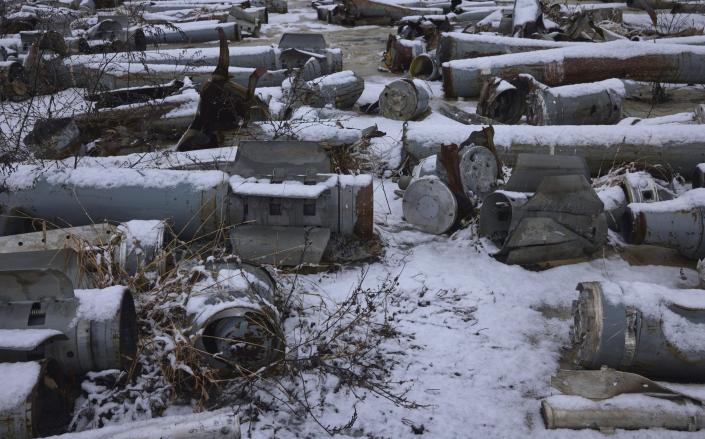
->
[0,269,138,375]
[402,176,458,235]
[527,82,624,125]
[291,70,364,110]
[542,395,705,431]
[379,78,430,121]
[0,167,230,241]
[623,189,705,260]
[571,280,705,382]
[437,32,573,63]
[0,360,70,439]
[187,260,284,372]
[46,409,241,438]
[143,22,240,45]
[403,124,705,178]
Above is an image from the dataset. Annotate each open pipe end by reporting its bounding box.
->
[620,207,646,245]
[409,54,439,81]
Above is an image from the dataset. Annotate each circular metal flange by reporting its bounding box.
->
[402,176,458,235]
[460,145,498,197]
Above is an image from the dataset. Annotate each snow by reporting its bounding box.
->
[186,268,274,326]
[74,286,128,323]
[0,328,64,350]
[229,174,337,198]
[619,112,697,126]
[233,177,702,438]
[42,409,239,439]
[117,220,165,250]
[403,122,705,160]
[443,40,705,70]
[597,185,627,212]
[4,0,705,437]
[629,188,705,213]
[547,78,629,98]
[0,362,41,412]
[512,0,541,28]
[311,70,358,87]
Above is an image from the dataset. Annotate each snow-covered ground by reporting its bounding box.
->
[3,0,705,437]
[236,177,703,438]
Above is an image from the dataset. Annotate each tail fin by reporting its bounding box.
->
[213,27,229,78]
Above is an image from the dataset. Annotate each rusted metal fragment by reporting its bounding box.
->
[23,118,81,159]
[442,41,705,98]
[384,34,425,73]
[476,75,532,124]
[438,143,474,220]
[176,28,269,151]
[0,60,28,101]
[86,79,184,109]
[437,102,498,125]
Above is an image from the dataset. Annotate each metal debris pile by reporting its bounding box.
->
[2,0,705,435]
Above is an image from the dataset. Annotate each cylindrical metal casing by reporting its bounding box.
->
[409,53,440,81]
[0,167,230,241]
[143,22,240,44]
[527,84,623,125]
[402,176,458,235]
[542,395,705,431]
[442,40,705,98]
[623,189,705,260]
[571,280,705,381]
[187,260,284,372]
[437,32,572,63]
[402,124,705,177]
[0,269,138,374]
[0,360,70,439]
[379,78,430,121]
